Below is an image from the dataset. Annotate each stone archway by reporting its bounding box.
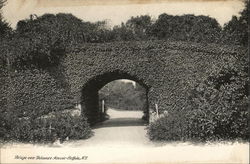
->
[61,40,234,126]
[80,70,150,125]
[1,40,241,138]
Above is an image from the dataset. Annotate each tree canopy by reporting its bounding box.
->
[0,0,10,37]
[148,14,222,43]
[0,2,248,69]
[222,0,249,46]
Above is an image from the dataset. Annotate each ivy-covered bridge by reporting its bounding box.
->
[0,40,241,124]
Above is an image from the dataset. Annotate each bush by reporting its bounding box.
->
[51,112,92,141]
[147,111,189,141]
[185,55,248,141]
[147,47,248,142]
[2,112,92,143]
[186,92,248,141]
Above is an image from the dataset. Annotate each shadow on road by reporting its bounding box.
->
[92,117,147,129]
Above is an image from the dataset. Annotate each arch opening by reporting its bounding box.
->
[80,70,150,125]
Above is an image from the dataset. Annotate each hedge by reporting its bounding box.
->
[0,66,79,141]
[2,68,74,118]
[4,112,92,143]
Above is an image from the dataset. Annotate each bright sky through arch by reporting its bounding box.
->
[2,0,245,29]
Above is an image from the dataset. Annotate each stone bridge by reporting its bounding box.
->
[1,40,239,125]
[60,40,237,124]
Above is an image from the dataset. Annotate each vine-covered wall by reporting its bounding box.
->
[62,40,241,123]
[1,40,242,124]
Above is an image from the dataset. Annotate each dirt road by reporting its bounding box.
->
[64,108,150,147]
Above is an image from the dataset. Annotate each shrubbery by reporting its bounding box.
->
[0,69,75,119]
[148,47,248,141]
[185,49,248,141]
[147,111,189,141]
[1,112,92,143]
[0,0,248,143]
[148,0,248,142]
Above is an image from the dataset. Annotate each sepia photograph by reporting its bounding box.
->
[0,0,249,163]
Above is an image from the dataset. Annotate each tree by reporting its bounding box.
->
[126,15,152,40]
[0,20,9,36]
[0,0,6,12]
[13,13,88,68]
[0,0,11,72]
[223,0,249,46]
[16,13,86,44]
[0,0,11,37]
[148,14,222,43]
[13,13,118,68]
[99,80,147,111]
[111,23,135,41]
[110,15,153,41]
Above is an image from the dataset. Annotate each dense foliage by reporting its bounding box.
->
[0,67,91,142]
[188,45,248,140]
[147,111,189,141]
[1,13,110,69]
[148,48,248,141]
[0,19,10,37]
[1,111,92,143]
[148,1,248,142]
[0,0,10,37]
[1,4,247,69]
[1,11,230,69]
[64,39,240,125]
[99,80,147,111]
[4,69,74,118]
[222,1,249,46]
[11,13,83,69]
[0,0,248,142]
[148,14,222,43]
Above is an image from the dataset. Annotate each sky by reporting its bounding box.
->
[2,0,245,29]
